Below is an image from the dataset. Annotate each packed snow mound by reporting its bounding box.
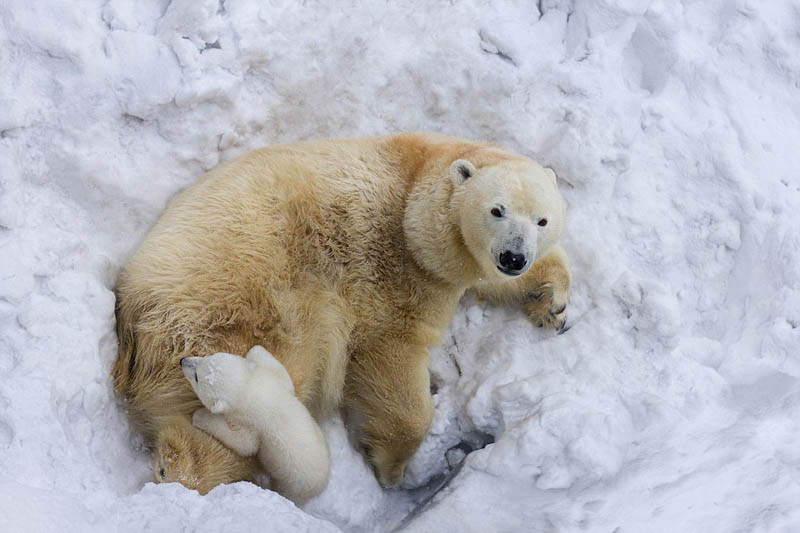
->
[2,0,800,531]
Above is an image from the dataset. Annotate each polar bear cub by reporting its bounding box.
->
[180,345,330,505]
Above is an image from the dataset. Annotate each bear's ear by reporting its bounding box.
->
[545,167,558,186]
[449,159,477,186]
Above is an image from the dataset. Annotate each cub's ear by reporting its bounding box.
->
[449,159,477,186]
[246,345,270,364]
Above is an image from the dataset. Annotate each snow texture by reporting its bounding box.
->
[2,0,800,531]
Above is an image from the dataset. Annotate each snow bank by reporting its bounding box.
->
[1,0,799,531]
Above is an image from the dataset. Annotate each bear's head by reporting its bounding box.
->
[449,157,565,279]
[405,150,566,284]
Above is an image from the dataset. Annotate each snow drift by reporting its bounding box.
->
[1,0,799,531]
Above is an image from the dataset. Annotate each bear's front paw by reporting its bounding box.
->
[525,281,568,331]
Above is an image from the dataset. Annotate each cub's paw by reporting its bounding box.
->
[525,281,568,331]
[192,407,221,435]
[192,408,259,457]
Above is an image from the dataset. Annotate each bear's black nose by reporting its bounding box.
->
[498,250,527,272]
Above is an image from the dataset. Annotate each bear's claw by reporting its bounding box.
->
[525,281,568,331]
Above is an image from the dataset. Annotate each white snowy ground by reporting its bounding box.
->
[1,0,799,531]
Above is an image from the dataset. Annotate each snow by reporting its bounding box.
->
[2,0,799,531]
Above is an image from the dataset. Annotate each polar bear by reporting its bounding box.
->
[179,345,330,505]
[152,414,259,493]
[112,133,570,493]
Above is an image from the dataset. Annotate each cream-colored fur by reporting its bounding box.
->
[152,415,259,494]
[182,346,330,505]
[112,133,570,492]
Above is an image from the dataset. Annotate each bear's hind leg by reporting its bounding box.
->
[345,341,434,487]
[153,415,259,494]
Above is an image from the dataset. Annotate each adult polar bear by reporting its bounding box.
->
[113,133,570,495]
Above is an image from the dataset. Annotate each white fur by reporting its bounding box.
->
[181,346,330,505]
[451,157,565,279]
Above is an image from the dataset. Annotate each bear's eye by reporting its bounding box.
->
[491,206,505,218]
[538,218,548,227]
[159,468,166,478]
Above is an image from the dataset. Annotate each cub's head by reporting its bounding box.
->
[449,157,566,280]
[180,352,248,413]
